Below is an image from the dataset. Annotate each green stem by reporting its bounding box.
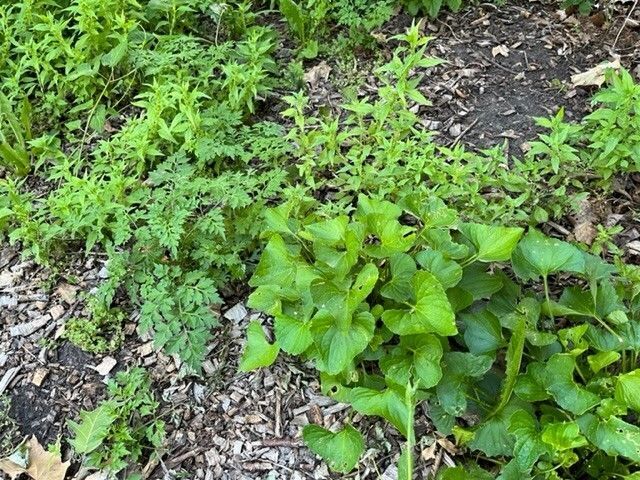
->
[404,382,415,480]
[543,275,553,322]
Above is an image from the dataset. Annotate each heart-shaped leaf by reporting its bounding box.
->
[302,424,364,473]
[239,321,279,371]
[459,223,523,262]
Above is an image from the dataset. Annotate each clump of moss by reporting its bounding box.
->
[64,306,125,354]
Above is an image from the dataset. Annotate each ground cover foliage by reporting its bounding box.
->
[0,0,640,478]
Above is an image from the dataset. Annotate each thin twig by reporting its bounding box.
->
[449,118,479,147]
[612,0,638,52]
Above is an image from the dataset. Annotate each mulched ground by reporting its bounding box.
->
[1,1,639,479]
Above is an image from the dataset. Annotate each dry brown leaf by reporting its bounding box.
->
[571,58,621,87]
[26,436,69,480]
[0,457,27,479]
[491,45,510,57]
[303,61,331,90]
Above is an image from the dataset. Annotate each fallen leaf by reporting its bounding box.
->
[91,356,117,376]
[0,440,28,479]
[55,283,79,304]
[571,58,621,87]
[492,44,510,57]
[303,61,331,90]
[26,436,69,480]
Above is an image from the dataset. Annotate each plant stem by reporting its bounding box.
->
[543,275,553,322]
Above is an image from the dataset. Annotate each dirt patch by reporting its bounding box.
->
[419,1,639,152]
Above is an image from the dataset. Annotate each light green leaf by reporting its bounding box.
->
[512,229,585,281]
[459,223,523,262]
[310,263,378,328]
[416,249,463,289]
[279,0,305,40]
[68,404,116,454]
[311,311,375,375]
[508,410,550,471]
[578,414,640,462]
[274,314,312,355]
[302,424,364,473]
[350,387,410,436]
[541,354,600,415]
[380,335,443,389]
[457,264,503,301]
[239,321,279,372]
[380,253,417,302]
[588,351,620,373]
[540,421,588,450]
[615,369,640,412]
[382,270,456,336]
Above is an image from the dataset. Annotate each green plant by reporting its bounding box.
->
[64,305,126,354]
[68,367,165,475]
[584,68,640,179]
[243,194,640,478]
[401,0,464,18]
[278,0,328,58]
[0,93,31,176]
[563,0,594,15]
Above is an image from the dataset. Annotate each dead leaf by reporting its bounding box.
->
[0,441,28,480]
[571,58,621,87]
[491,45,510,57]
[55,283,79,304]
[303,61,331,90]
[26,436,69,480]
[574,222,597,245]
[0,437,68,480]
[91,356,117,376]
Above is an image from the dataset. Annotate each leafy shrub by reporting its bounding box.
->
[243,195,640,478]
[401,0,464,18]
[68,368,165,474]
[529,69,640,182]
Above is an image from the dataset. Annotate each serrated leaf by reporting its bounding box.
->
[68,404,116,454]
[491,314,526,417]
[459,223,523,262]
[382,270,456,336]
[239,321,279,371]
[302,424,364,473]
